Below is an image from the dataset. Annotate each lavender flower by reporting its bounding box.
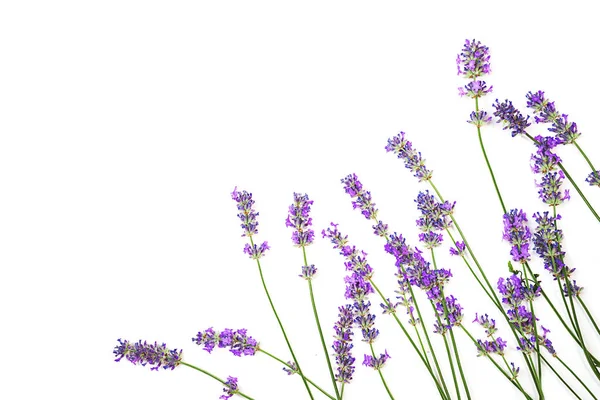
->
[299,264,317,280]
[475,337,507,357]
[459,80,493,98]
[363,350,391,370]
[563,280,583,297]
[492,99,531,137]
[282,361,298,375]
[526,90,581,144]
[449,241,466,256]
[322,223,373,279]
[193,328,259,356]
[286,193,315,247]
[502,209,532,264]
[456,39,491,78]
[586,171,600,187]
[467,110,492,127]
[530,135,562,174]
[415,190,454,249]
[243,242,270,260]
[231,187,260,237]
[385,132,433,182]
[332,304,356,383]
[113,339,182,371]
[532,211,579,290]
[341,173,378,219]
[473,313,498,337]
[220,376,239,400]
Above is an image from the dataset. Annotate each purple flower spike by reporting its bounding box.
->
[220,376,239,400]
[193,328,259,357]
[468,110,492,127]
[526,90,581,144]
[586,171,600,187]
[332,304,356,383]
[243,242,270,260]
[385,132,433,182]
[363,350,391,370]
[286,193,315,247]
[457,39,491,78]
[473,313,498,337]
[459,80,493,99]
[283,361,298,375]
[341,173,378,220]
[299,264,317,280]
[492,99,531,137]
[449,241,466,256]
[114,339,182,371]
[502,209,532,264]
[231,187,260,237]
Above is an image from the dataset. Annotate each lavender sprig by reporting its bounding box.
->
[192,327,259,356]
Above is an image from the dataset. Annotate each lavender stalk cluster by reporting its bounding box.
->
[331,304,356,382]
[113,339,183,371]
[415,190,455,249]
[472,313,507,357]
[231,187,270,260]
[492,99,531,137]
[322,224,391,371]
[526,90,580,145]
[497,274,556,355]
[532,212,582,296]
[385,234,463,334]
[384,133,433,182]
[220,376,239,400]
[193,327,259,356]
[286,192,318,279]
[502,209,532,264]
[532,136,570,206]
[457,39,493,98]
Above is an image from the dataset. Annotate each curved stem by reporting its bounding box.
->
[369,343,395,399]
[573,141,599,179]
[180,361,256,400]
[258,349,336,400]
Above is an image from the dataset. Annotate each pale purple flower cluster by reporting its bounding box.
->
[385,234,463,334]
[243,242,270,260]
[531,136,569,206]
[467,110,492,127]
[532,212,580,294]
[332,304,356,383]
[502,209,532,263]
[586,171,600,187]
[497,274,555,355]
[114,339,182,371]
[449,241,466,256]
[192,328,259,357]
[282,361,298,375]
[363,350,391,370]
[472,313,507,356]
[415,191,454,249]
[322,223,373,278]
[286,193,315,247]
[492,99,531,137]
[457,39,493,98]
[232,187,270,259]
[220,376,239,400]
[456,38,491,78]
[341,173,379,220]
[385,132,433,182]
[526,90,581,144]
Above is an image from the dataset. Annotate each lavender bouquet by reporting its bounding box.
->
[114,39,600,399]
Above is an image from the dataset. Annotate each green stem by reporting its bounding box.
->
[369,343,395,399]
[573,141,599,179]
[301,246,341,400]
[431,249,470,399]
[578,296,600,336]
[180,361,256,400]
[553,355,598,400]
[258,349,336,400]
[250,237,314,400]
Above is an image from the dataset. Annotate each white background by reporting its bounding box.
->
[2,1,600,399]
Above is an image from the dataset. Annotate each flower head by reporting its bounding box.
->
[243,242,270,260]
[220,376,239,400]
[586,171,600,187]
[231,187,260,237]
[502,209,532,263]
[286,193,315,247]
[363,350,391,370]
[449,241,466,256]
[192,328,259,356]
[492,99,531,137]
[526,90,581,144]
[114,339,182,371]
[457,39,491,78]
[341,173,378,220]
[385,132,433,182]
[467,110,492,127]
[332,304,356,383]
[459,80,493,99]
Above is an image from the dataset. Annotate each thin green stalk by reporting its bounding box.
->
[578,296,600,336]
[522,263,542,385]
[573,141,599,180]
[301,246,341,400]
[250,237,314,400]
[370,279,449,400]
[369,343,395,399]
[258,349,336,400]
[431,249,471,399]
[180,361,256,400]
[553,355,598,400]
[539,355,587,400]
